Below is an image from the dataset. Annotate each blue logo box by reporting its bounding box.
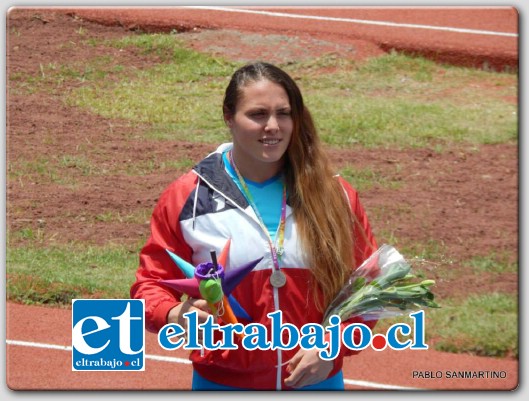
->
[72,299,145,371]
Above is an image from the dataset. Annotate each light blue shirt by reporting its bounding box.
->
[223,151,284,241]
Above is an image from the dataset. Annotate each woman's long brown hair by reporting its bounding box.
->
[223,62,355,310]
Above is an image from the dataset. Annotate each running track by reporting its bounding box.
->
[65,6,518,71]
[5,6,519,392]
[5,302,518,390]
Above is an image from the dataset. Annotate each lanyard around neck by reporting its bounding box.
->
[227,151,286,272]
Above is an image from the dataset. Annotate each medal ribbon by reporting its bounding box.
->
[228,151,286,273]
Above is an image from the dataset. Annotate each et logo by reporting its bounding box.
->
[72,299,145,371]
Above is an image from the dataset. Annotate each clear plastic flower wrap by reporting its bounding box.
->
[321,244,440,327]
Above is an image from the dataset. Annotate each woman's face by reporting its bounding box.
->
[225,79,293,181]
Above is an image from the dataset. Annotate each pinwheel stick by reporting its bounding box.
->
[210,250,218,274]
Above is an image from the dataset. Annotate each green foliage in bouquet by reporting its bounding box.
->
[322,244,440,327]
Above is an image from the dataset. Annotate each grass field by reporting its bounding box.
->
[6,25,518,359]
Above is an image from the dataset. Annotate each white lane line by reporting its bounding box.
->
[183,6,518,38]
[145,353,192,364]
[7,339,72,351]
[344,378,422,390]
[7,339,420,389]
[6,339,192,364]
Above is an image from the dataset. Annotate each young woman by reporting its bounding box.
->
[131,62,377,390]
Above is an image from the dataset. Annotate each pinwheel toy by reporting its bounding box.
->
[160,240,262,337]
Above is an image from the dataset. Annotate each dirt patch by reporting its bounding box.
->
[329,144,518,300]
[6,10,518,312]
[182,29,360,64]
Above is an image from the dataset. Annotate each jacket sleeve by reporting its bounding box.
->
[130,173,197,333]
[326,177,378,376]
[338,177,378,269]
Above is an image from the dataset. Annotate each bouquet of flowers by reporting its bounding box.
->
[322,244,439,327]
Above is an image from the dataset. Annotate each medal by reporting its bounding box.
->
[228,151,288,289]
[270,270,287,288]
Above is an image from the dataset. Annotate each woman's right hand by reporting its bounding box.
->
[167,298,213,344]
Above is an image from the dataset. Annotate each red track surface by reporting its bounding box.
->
[65,6,518,71]
[5,7,519,392]
[6,302,518,390]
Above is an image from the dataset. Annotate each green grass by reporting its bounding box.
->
[338,165,401,192]
[59,155,96,176]
[367,237,518,358]
[8,149,197,184]
[295,52,517,148]
[11,34,516,148]
[69,64,231,143]
[373,234,517,286]
[93,209,151,224]
[122,156,198,176]
[309,95,516,147]
[6,29,518,358]
[65,34,236,143]
[373,292,518,358]
[115,33,235,74]
[6,244,140,305]
[432,293,518,357]
[463,252,517,274]
[7,154,101,186]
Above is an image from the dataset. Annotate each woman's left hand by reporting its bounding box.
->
[283,348,334,389]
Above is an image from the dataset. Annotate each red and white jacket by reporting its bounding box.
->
[131,143,378,390]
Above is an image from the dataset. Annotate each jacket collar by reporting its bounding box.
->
[193,143,293,216]
[192,144,249,210]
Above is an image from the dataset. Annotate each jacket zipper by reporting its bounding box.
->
[274,285,282,390]
[193,170,284,390]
